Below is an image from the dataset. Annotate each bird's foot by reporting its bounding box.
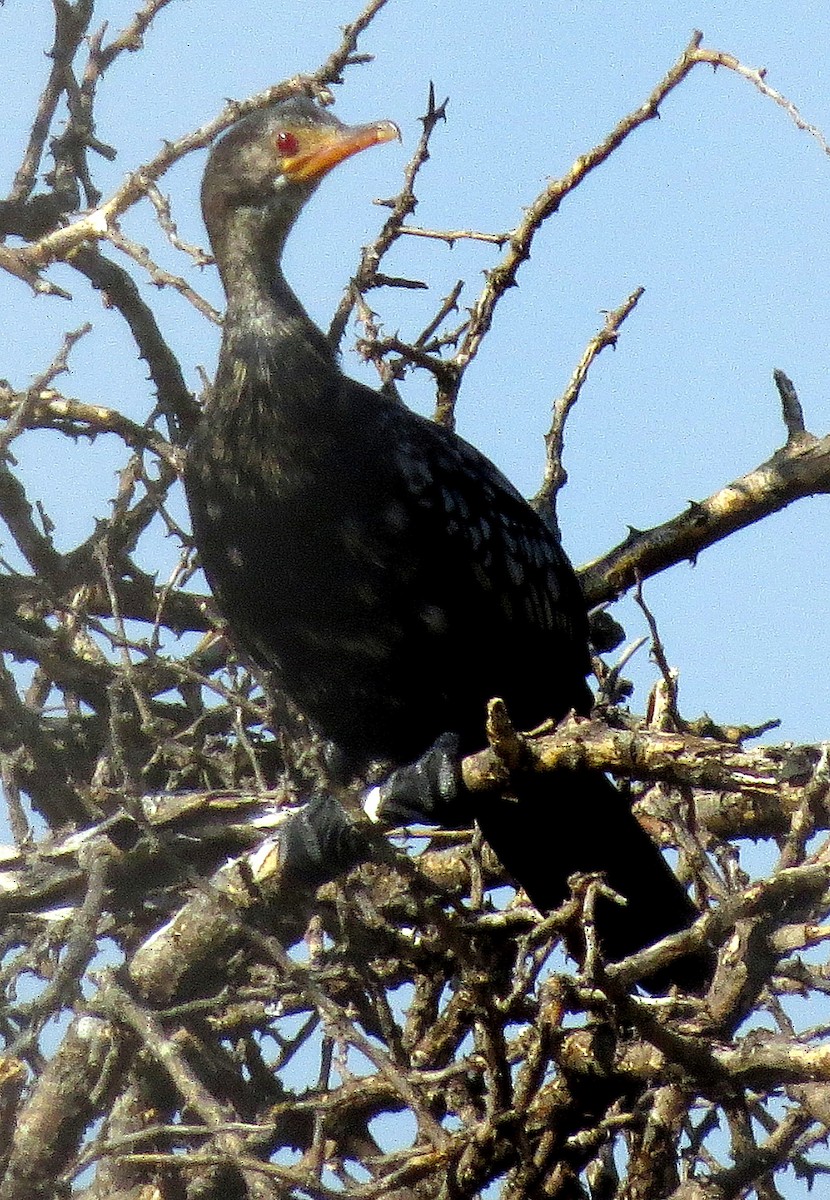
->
[363,732,467,827]
[275,734,467,889]
[280,793,368,888]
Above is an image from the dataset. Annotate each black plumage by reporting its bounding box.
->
[185,97,705,989]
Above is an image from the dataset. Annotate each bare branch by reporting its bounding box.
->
[580,421,830,606]
[533,287,644,535]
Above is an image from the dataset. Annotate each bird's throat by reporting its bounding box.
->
[215,262,340,430]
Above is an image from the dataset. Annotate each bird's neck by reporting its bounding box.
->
[210,208,339,421]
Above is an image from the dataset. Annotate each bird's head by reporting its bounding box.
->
[201,96,399,255]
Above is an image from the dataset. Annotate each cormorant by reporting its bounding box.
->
[185,96,706,990]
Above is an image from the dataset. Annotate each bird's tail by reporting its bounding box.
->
[475,769,710,993]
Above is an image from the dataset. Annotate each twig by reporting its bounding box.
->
[400,225,510,246]
[329,81,450,355]
[0,325,91,459]
[635,577,683,731]
[773,368,809,444]
[533,287,644,534]
[6,0,94,203]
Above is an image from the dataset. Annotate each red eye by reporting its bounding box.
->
[276,130,299,156]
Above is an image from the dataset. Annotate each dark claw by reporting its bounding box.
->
[280,794,368,888]
[365,732,467,827]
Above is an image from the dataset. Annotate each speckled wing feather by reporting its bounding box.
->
[187,372,592,770]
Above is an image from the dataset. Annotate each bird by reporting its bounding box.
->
[185,96,707,991]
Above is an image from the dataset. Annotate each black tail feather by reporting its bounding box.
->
[475,770,710,993]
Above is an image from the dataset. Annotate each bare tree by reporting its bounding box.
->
[1,3,829,1198]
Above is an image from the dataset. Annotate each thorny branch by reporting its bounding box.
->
[580,417,830,607]
[0,6,829,1200]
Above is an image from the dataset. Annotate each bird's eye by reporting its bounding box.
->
[275,130,299,156]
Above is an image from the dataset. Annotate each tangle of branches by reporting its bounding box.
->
[0,4,829,1199]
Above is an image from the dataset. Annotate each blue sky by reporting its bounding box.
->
[2,0,829,744]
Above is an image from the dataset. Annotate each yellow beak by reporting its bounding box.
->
[281,119,400,183]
